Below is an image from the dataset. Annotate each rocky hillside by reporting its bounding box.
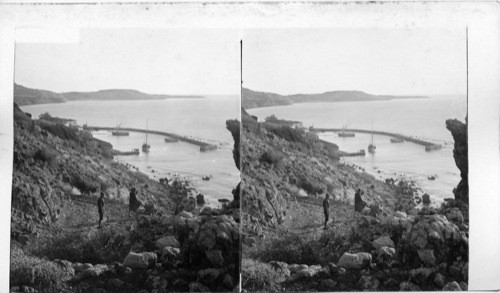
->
[242,87,429,109]
[14,83,203,106]
[11,104,240,292]
[241,110,469,291]
[240,109,398,234]
[12,103,172,236]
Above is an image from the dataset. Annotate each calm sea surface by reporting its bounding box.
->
[21,96,240,207]
[248,96,467,202]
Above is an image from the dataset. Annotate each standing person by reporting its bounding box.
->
[129,187,141,217]
[354,188,367,224]
[97,192,105,228]
[323,193,330,230]
[354,188,366,213]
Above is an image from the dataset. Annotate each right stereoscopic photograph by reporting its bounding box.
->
[240,28,469,291]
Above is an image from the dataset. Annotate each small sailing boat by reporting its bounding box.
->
[368,119,376,153]
[142,119,151,152]
[338,120,355,137]
[112,121,129,136]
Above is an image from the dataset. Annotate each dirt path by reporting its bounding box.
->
[55,194,135,234]
[272,197,356,239]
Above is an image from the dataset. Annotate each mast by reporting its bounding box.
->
[145,119,148,144]
[371,119,374,145]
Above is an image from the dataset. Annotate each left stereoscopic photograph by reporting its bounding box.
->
[10,28,241,293]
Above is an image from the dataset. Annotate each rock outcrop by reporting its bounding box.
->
[446,118,468,205]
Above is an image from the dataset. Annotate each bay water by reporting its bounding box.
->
[21,96,240,207]
[248,96,467,202]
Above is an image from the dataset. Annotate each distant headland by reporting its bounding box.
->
[14,83,205,106]
[242,87,429,109]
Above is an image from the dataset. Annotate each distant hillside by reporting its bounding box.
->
[14,84,66,106]
[62,89,203,101]
[14,83,204,106]
[241,88,292,109]
[242,87,429,109]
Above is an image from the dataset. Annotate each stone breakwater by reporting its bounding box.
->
[86,126,218,152]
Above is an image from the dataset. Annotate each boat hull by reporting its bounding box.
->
[112,131,129,136]
[425,144,442,152]
[390,137,404,143]
[164,137,179,143]
[338,132,355,137]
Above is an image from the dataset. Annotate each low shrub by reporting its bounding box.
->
[70,174,98,194]
[241,258,285,292]
[244,232,335,266]
[260,150,285,165]
[33,147,58,165]
[264,124,306,144]
[10,245,65,289]
[297,176,324,195]
[29,229,129,264]
[37,120,80,142]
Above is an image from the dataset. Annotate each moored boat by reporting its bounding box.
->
[390,137,405,143]
[368,119,376,153]
[338,132,355,137]
[164,136,179,143]
[425,144,442,152]
[112,122,129,136]
[142,119,150,152]
[338,120,355,137]
[340,149,366,157]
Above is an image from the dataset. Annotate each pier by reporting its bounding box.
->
[86,126,218,152]
[311,127,442,151]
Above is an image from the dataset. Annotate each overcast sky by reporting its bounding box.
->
[15,28,240,95]
[243,28,467,96]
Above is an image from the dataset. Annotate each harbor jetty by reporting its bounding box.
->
[85,126,218,152]
[311,127,442,151]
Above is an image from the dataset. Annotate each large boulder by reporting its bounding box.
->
[372,235,395,250]
[53,259,75,281]
[397,214,468,269]
[198,268,222,285]
[189,281,211,292]
[417,249,436,266]
[287,265,322,282]
[123,252,157,269]
[156,236,180,249]
[442,281,462,291]
[205,250,224,267]
[337,252,372,269]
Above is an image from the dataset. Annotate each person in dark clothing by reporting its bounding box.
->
[354,188,367,213]
[323,193,330,229]
[354,188,367,223]
[97,192,105,228]
[129,187,141,217]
